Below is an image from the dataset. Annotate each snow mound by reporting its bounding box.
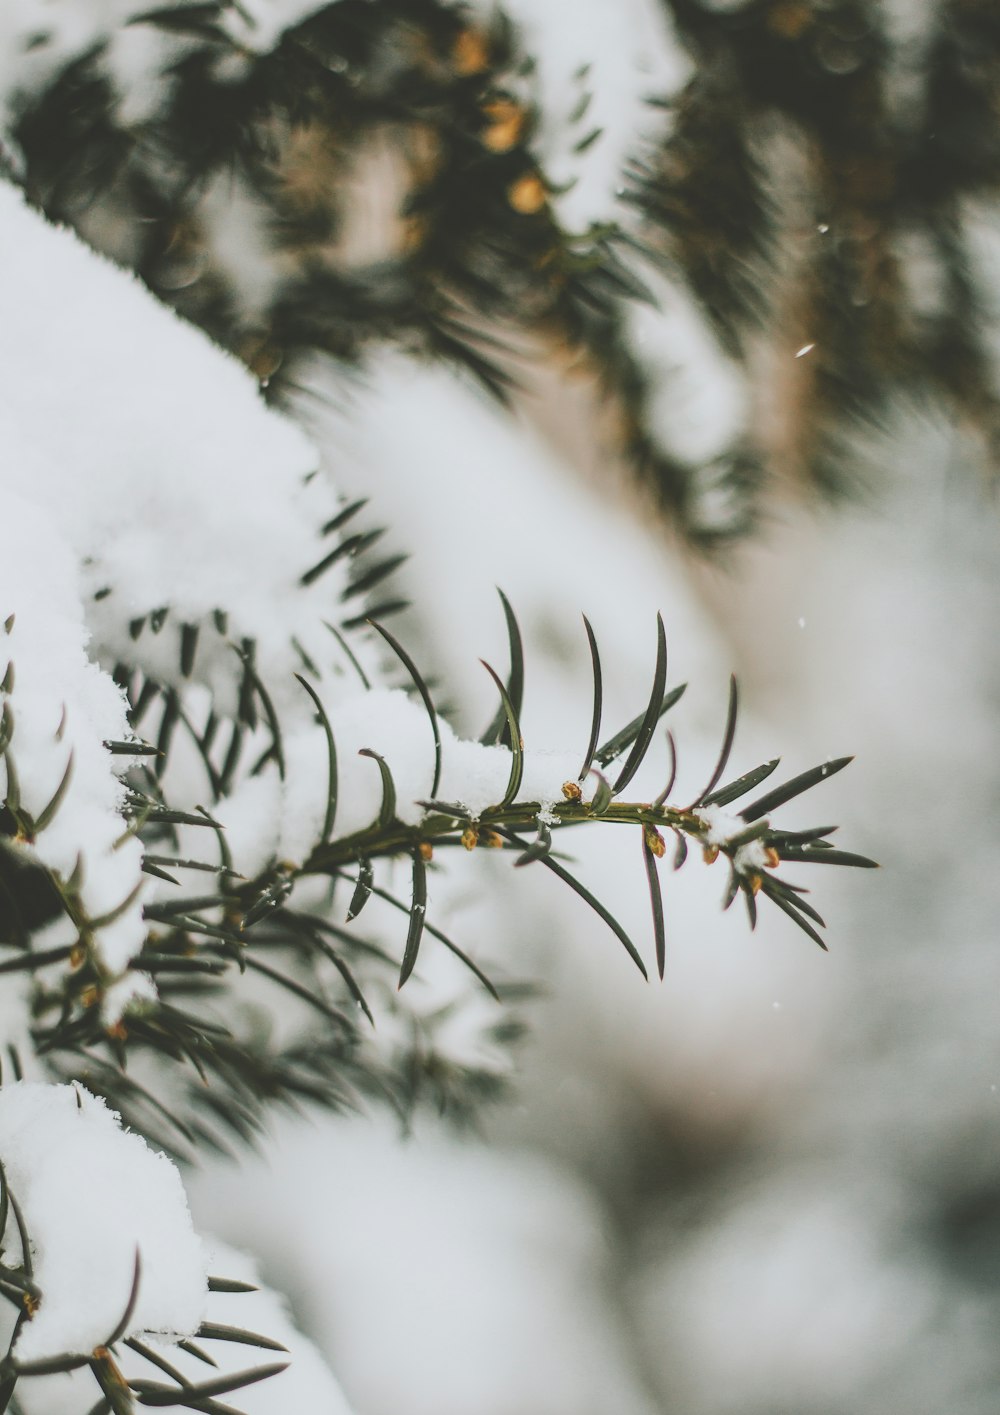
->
[0,1083,206,1364]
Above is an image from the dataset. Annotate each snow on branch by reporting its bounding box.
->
[0,1082,206,1365]
[0,180,376,716]
[0,487,147,983]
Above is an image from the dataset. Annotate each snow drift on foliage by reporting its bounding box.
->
[0,487,147,979]
[211,686,587,876]
[0,177,588,1077]
[0,1083,206,1363]
[0,180,585,953]
[13,1239,356,1415]
[0,180,374,716]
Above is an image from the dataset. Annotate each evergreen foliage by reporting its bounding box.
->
[2,0,965,1408]
[11,1,1000,530]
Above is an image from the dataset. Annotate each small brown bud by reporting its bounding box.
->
[644,826,666,858]
[23,1292,39,1317]
[508,173,546,214]
[80,985,98,1009]
[748,873,764,896]
[562,780,582,802]
[481,98,524,152]
[403,214,429,252]
[419,841,434,862]
[106,1021,128,1041]
[241,339,282,384]
[483,829,505,849]
[702,843,720,865]
[91,1349,129,1388]
[767,2,812,39]
[764,846,781,869]
[453,27,490,75]
[69,944,86,970]
[461,825,479,851]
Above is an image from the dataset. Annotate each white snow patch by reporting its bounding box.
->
[99,970,158,1028]
[14,1239,357,1415]
[188,1114,660,1415]
[734,836,770,873]
[0,487,147,976]
[0,1083,206,1363]
[0,181,376,716]
[626,263,748,467]
[695,803,770,871]
[695,804,744,846]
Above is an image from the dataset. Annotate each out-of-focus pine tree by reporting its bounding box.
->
[9,0,1000,539]
[4,2,979,1407]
